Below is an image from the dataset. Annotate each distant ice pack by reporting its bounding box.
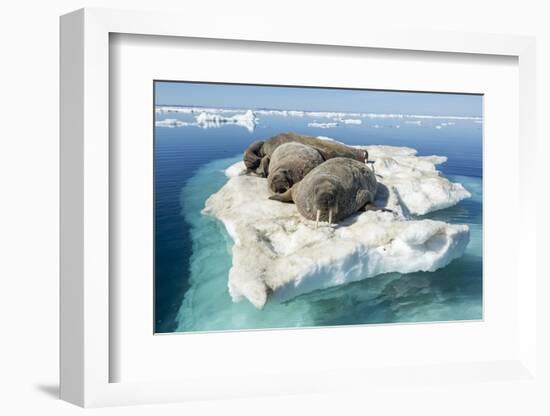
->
[155,106,483,133]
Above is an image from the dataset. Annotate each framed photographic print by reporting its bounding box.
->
[60,8,540,408]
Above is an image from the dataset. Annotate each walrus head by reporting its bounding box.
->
[268,168,292,194]
[311,180,340,227]
[243,140,265,172]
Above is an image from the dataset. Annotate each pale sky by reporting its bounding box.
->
[155,81,483,117]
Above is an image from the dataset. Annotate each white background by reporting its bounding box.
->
[0,1,548,415]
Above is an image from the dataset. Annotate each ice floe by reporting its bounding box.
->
[363,113,404,119]
[155,118,192,128]
[340,118,362,125]
[255,109,305,117]
[405,114,482,121]
[307,122,338,128]
[156,106,245,114]
[203,142,471,308]
[307,111,362,119]
[156,110,258,132]
[435,122,456,129]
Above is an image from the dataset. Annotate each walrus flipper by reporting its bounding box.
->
[355,189,373,211]
[268,187,294,203]
[361,201,395,214]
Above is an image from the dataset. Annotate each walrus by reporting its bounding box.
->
[243,132,368,177]
[267,142,324,194]
[269,157,386,226]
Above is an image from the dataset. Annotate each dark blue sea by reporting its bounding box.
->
[154,108,482,333]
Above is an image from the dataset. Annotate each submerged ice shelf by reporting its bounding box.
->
[203,143,472,309]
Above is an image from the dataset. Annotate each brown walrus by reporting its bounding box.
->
[243,132,368,177]
[269,157,383,226]
[267,142,324,195]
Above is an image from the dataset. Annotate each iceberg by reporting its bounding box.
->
[202,143,471,309]
[156,110,258,132]
[195,110,257,132]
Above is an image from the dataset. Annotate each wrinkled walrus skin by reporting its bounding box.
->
[243,132,367,176]
[269,157,378,224]
[267,142,324,195]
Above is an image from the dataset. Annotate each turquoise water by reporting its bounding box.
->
[154,109,483,333]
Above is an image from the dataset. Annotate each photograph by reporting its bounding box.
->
[154,81,483,333]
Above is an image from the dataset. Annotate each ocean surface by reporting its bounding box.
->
[154,107,483,333]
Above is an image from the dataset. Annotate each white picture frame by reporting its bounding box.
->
[60,7,538,407]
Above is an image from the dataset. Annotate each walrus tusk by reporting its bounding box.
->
[328,209,333,225]
[315,210,320,229]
